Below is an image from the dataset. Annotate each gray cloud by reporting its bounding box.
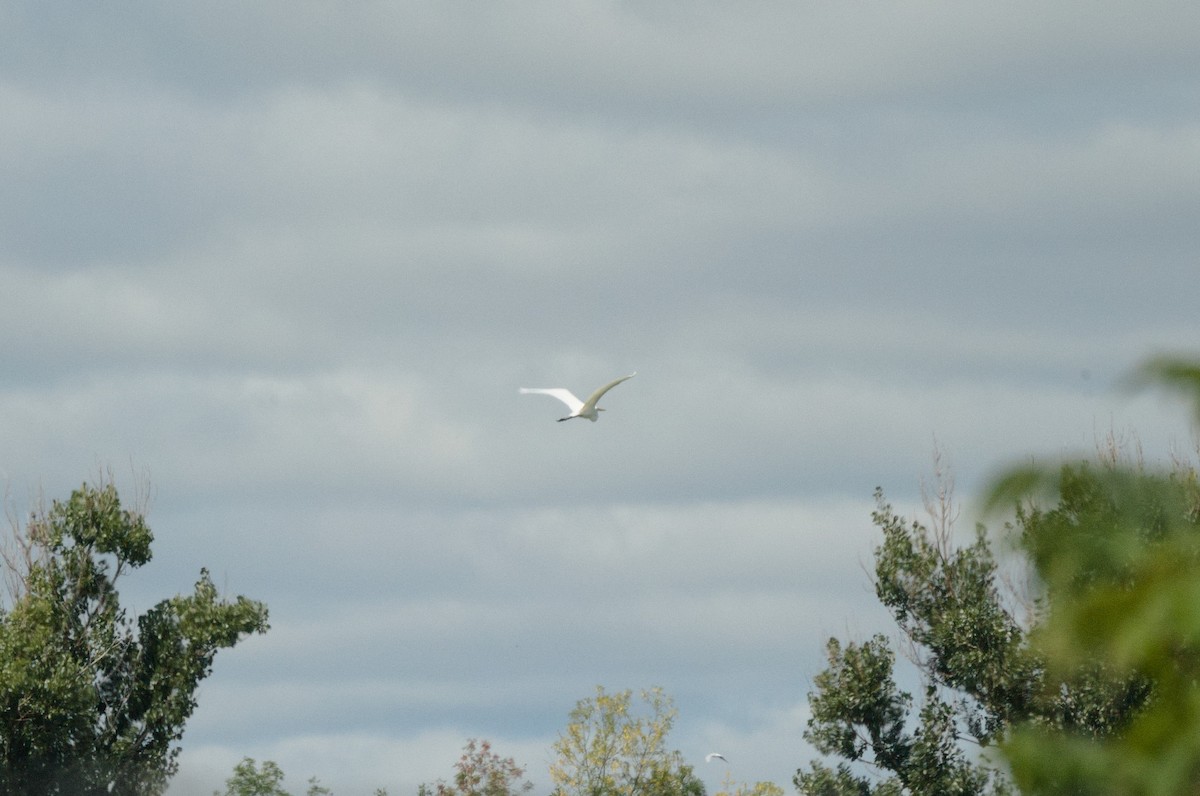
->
[1,2,1198,793]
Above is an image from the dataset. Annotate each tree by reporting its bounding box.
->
[797,355,1200,795]
[796,468,1150,794]
[216,758,290,796]
[713,776,785,796]
[217,757,385,796]
[549,686,705,796]
[0,481,269,795]
[423,738,533,796]
[986,356,1200,794]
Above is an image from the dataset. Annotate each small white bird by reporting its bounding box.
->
[706,753,728,764]
[519,372,636,422]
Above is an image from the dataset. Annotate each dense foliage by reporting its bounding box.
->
[988,356,1200,794]
[0,483,269,795]
[992,466,1200,791]
[796,476,1175,794]
[797,356,1200,795]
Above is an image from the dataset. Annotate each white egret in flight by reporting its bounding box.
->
[705,753,728,763]
[519,372,636,422]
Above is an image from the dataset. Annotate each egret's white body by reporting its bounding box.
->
[705,753,727,764]
[519,372,636,422]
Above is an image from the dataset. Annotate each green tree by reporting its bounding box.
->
[305,776,333,796]
[216,757,385,796]
[986,356,1200,795]
[216,758,290,796]
[798,355,1200,795]
[423,738,533,796]
[796,466,1149,794]
[0,482,269,795]
[549,686,705,796]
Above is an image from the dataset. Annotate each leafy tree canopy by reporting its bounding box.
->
[0,482,269,795]
[420,738,533,796]
[797,355,1200,795]
[549,686,705,796]
[215,758,291,796]
[796,488,1029,796]
[796,469,1149,792]
[988,356,1200,794]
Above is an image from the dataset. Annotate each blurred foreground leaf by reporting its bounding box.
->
[988,356,1200,795]
[1125,356,1200,420]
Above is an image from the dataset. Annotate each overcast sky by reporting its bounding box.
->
[3,2,1199,794]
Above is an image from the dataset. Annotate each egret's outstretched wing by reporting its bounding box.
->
[519,387,584,414]
[579,372,637,414]
[705,753,727,763]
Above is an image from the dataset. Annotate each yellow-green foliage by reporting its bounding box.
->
[549,686,704,796]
